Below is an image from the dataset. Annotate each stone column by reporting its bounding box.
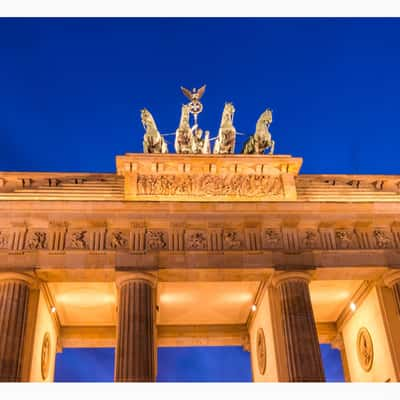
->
[115,272,157,382]
[272,271,325,382]
[0,273,36,382]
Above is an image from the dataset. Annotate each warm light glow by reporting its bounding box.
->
[159,293,191,304]
[51,306,56,313]
[220,292,253,303]
[350,302,356,312]
[251,304,257,312]
[56,291,115,307]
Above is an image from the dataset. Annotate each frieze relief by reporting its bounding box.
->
[185,231,208,250]
[373,229,393,249]
[263,228,282,249]
[335,230,355,249]
[146,230,168,250]
[0,231,9,249]
[136,174,284,198]
[69,230,89,250]
[26,231,48,250]
[108,231,129,249]
[223,231,243,250]
[0,224,399,253]
[300,230,321,249]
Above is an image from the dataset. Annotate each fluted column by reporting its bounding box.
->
[115,272,157,382]
[273,271,325,382]
[0,273,36,382]
[384,270,400,315]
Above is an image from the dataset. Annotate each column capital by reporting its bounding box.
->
[271,270,313,288]
[331,333,345,351]
[0,272,39,289]
[383,270,400,288]
[115,271,157,289]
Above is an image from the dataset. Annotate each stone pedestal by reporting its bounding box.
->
[114,273,156,382]
[273,271,325,382]
[0,274,35,382]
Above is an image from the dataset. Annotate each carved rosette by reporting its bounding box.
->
[256,328,267,375]
[357,327,374,372]
[41,332,51,380]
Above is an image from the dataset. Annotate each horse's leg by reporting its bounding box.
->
[269,140,275,155]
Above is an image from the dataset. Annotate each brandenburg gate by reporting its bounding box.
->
[1,87,400,382]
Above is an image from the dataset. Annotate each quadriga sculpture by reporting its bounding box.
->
[213,102,236,154]
[242,108,275,155]
[174,104,193,154]
[141,108,168,153]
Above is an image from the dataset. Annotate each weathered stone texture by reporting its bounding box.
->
[115,280,155,382]
[0,280,30,382]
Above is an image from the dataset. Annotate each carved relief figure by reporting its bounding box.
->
[223,231,242,250]
[27,231,47,249]
[0,231,9,249]
[136,174,283,198]
[242,108,275,155]
[186,232,207,250]
[302,231,319,248]
[335,230,353,249]
[373,230,392,249]
[213,102,236,154]
[71,231,88,249]
[264,229,282,248]
[175,104,194,154]
[141,108,168,154]
[110,231,128,249]
[146,231,167,250]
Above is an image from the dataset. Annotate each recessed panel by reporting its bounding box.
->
[157,281,260,325]
[48,282,117,326]
[310,280,363,322]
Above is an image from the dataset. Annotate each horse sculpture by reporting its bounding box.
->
[174,104,193,154]
[242,108,275,155]
[141,108,168,153]
[213,102,236,154]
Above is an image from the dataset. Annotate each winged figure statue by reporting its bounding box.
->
[180,85,207,102]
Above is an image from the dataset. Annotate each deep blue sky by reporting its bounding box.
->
[1,18,400,174]
[1,18,398,382]
[54,345,343,382]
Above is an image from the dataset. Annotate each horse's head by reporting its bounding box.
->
[141,108,155,130]
[221,102,235,125]
[224,102,235,117]
[180,104,190,126]
[260,108,273,127]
